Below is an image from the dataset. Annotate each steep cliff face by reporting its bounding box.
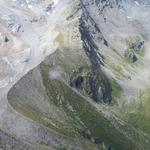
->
[1,0,150,150]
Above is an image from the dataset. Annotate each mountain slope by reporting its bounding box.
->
[1,0,150,150]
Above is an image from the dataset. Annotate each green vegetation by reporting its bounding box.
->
[7,43,149,150]
[40,63,148,150]
[136,47,145,57]
[110,79,122,105]
[7,57,150,150]
[122,87,150,136]
[124,36,145,63]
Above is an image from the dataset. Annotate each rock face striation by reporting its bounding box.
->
[1,0,150,150]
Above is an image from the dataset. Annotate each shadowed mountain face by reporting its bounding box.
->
[1,0,150,150]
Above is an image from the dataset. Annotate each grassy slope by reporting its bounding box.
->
[7,43,150,149]
[7,26,150,149]
[7,60,148,150]
[121,86,150,136]
[40,63,148,150]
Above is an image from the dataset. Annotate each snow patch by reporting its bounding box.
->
[134,1,141,7]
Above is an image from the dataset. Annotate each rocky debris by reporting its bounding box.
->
[129,41,144,52]
[95,0,115,13]
[45,3,55,13]
[70,67,112,104]
[0,129,35,150]
[125,38,145,62]
[7,20,21,34]
[0,33,10,44]
[79,17,104,68]
[131,53,138,62]
[82,129,102,145]
[87,68,112,104]
[82,129,92,140]
[77,1,113,104]
[79,1,109,69]
[80,2,108,48]
[4,36,9,43]
[30,18,38,23]
[124,50,138,63]
[108,144,113,150]
[81,0,123,22]
[94,137,102,145]
[70,75,84,89]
